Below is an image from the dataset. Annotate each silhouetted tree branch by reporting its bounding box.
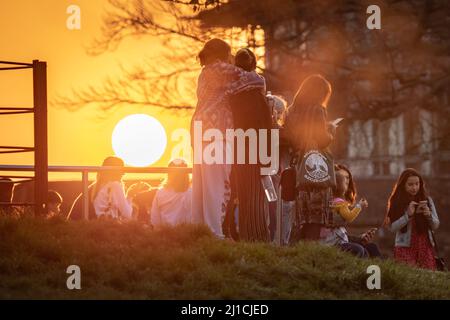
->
[56,0,450,135]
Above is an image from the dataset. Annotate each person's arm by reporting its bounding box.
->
[219,63,265,95]
[427,197,440,230]
[389,211,410,233]
[348,234,363,244]
[110,182,133,219]
[150,191,161,227]
[67,193,82,221]
[281,110,300,151]
[389,201,419,233]
[335,202,362,223]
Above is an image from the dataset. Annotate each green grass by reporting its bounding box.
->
[0,216,449,299]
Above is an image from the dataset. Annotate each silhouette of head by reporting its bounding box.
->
[292,74,332,109]
[235,48,257,71]
[165,158,190,192]
[198,38,232,66]
[92,156,125,201]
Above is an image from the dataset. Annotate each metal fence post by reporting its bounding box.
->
[33,60,48,216]
[82,170,89,220]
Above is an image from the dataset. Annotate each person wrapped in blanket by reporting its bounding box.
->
[321,164,381,258]
[190,39,266,240]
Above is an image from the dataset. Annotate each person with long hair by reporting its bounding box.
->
[68,156,143,220]
[151,158,192,227]
[191,38,266,239]
[227,47,272,242]
[91,156,145,220]
[283,74,336,241]
[323,164,380,258]
[283,74,334,153]
[384,168,440,270]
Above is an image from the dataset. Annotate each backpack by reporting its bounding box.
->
[297,149,336,190]
[281,149,336,242]
[296,148,336,223]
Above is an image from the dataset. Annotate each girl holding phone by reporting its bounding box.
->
[322,164,381,258]
[384,168,440,270]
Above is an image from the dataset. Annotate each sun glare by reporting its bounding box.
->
[112,114,167,167]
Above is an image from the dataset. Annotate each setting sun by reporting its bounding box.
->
[111,114,167,167]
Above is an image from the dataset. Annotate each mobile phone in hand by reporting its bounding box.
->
[417,200,429,212]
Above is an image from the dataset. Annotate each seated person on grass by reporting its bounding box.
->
[46,190,63,218]
[150,158,192,228]
[320,164,381,258]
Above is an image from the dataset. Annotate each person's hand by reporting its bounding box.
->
[327,123,337,136]
[407,201,418,217]
[421,203,432,219]
[359,198,369,208]
[361,228,377,244]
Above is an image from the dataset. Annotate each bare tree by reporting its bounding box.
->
[56,0,450,132]
[54,0,237,112]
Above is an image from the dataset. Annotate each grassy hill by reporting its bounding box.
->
[0,216,449,299]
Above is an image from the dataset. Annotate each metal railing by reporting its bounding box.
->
[0,60,48,215]
[0,164,192,220]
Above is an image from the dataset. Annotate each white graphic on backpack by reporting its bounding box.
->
[303,150,330,183]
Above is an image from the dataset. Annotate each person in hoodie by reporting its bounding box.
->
[150,158,192,227]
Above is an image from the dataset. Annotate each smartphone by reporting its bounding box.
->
[418,200,429,211]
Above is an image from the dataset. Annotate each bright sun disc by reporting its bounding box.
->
[112,114,167,167]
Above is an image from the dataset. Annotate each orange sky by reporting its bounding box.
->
[0,0,193,180]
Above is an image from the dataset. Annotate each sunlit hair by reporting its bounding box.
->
[292,74,332,109]
[284,74,333,151]
[198,38,231,66]
[235,48,257,71]
[334,164,356,205]
[384,168,429,233]
[163,158,190,193]
[91,156,125,201]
